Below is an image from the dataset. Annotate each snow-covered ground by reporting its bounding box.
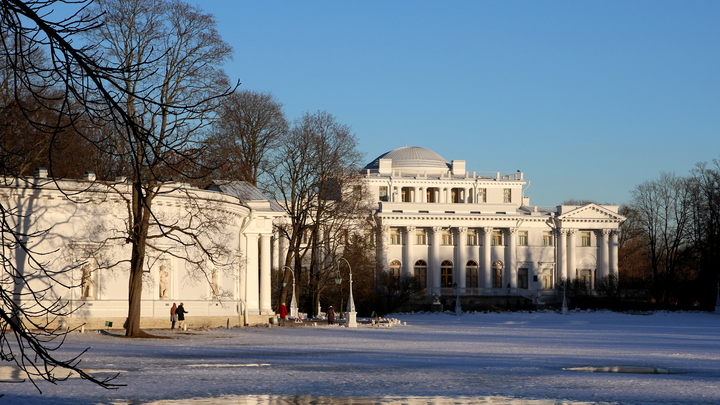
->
[2,311,719,405]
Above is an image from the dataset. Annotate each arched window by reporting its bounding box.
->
[414,260,427,289]
[441,260,453,288]
[492,260,503,288]
[466,260,478,288]
[389,260,401,277]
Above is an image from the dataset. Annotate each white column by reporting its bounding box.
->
[598,229,610,282]
[506,228,518,289]
[415,186,421,203]
[245,233,260,315]
[482,227,492,289]
[403,226,415,277]
[430,226,442,295]
[377,224,389,277]
[259,233,272,314]
[456,227,467,289]
[567,229,577,280]
[609,230,619,277]
[557,229,567,282]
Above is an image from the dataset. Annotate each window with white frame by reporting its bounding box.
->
[543,231,553,246]
[542,268,553,289]
[491,230,503,246]
[581,231,591,247]
[441,229,453,245]
[414,260,427,289]
[390,228,401,245]
[416,228,427,245]
[518,268,529,289]
[389,260,401,277]
[440,260,453,287]
[478,188,487,203]
[466,229,477,246]
[466,260,478,288]
[379,186,388,202]
[503,188,512,203]
[518,230,528,246]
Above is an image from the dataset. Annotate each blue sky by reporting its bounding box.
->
[199,1,720,207]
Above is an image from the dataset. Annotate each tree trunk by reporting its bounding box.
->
[125,183,152,337]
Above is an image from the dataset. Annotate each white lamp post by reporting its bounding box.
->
[283,266,298,318]
[338,257,357,328]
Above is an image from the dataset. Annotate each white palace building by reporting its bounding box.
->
[3,145,625,330]
[362,146,625,304]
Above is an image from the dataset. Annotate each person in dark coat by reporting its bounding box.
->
[327,306,335,325]
[176,302,188,329]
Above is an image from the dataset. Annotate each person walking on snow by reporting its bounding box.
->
[327,306,335,325]
[279,302,288,325]
[170,303,178,329]
[176,302,188,329]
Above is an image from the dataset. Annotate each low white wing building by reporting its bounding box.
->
[1,172,283,329]
[363,146,625,304]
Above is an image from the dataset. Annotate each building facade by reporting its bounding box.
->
[1,172,283,329]
[363,146,625,303]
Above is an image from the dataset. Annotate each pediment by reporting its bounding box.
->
[556,203,625,222]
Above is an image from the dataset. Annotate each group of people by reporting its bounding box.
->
[170,302,188,329]
[277,302,336,325]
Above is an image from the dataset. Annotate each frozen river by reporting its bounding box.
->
[2,311,719,404]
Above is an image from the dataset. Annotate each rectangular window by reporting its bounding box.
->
[416,228,427,245]
[466,266,478,288]
[442,229,453,245]
[518,268,529,289]
[542,268,553,289]
[491,230,503,246]
[478,188,487,203]
[401,187,412,202]
[543,231,553,246]
[503,188,512,203]
[581,231,591,247]
[466,229,477,246]
[390,228,401,245]
[379,186,388,202]
[518,230,528,246]
[580,269,592,287]
[493,268,503,288]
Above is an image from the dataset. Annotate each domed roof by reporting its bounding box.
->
[364,146,450,171]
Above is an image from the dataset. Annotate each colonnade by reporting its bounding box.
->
[243,232,273,315]
[395,185,477,203]
[379,226,620,295]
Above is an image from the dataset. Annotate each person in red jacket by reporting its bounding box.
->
[278,302,288,325]
[170,303,178,329]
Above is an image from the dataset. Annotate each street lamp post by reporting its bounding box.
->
[283,266,298,318]
[338,257,357,328]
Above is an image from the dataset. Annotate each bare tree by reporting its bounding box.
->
[689,160,720,307]
[0,0,139,393]
[84,0,234,337]
[270,111,372,317]
[205,90,288,189]
[630,172,695,304]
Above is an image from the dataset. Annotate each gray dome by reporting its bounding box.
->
[364,146,450,171]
